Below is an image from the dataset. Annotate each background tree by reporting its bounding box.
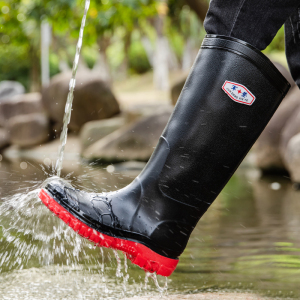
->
[0,0,286,93]
[83,0,157,82]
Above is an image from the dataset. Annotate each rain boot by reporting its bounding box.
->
[39,35,290,277]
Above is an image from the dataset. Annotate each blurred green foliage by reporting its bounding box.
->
[264,26,285,53]
[128,39,151,74]
[0,0,158,90]
[0,0,286,91]
[0,44,30,89]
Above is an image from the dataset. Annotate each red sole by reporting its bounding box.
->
[39,189,178,277]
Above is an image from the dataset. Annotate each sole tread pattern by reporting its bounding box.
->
[39,189,178,277]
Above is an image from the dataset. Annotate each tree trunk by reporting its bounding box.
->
[185,0,209,23]
[182,38,194,71]
[41,21,51,88]
[29,45,41,92]
[154,37,170,90]
[94,37,112,85]
[167,41,179,71]
[119,31,132,79]
[153,0,169,90]
[141,36,154,67]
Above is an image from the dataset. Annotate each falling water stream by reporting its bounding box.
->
[55,0,90,177]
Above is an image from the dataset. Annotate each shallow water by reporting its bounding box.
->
[0,161,300,299]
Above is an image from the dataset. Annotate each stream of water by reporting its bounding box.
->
[55,0,90,177]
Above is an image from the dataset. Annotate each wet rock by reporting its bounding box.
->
[283,133,300,182]
[0,93,44,126]
[124,104,173,124]
[280,99,300,158]
[83,111,171,162]
[42,71,120,132]
[7,113,49,148]
[3,136,80,173]
[106,161,146,173]
[171,77,186,105]
[0,81,25,102]
[252,176,289,227]
[80,117,125,152]
[254,86,300,171]
[0,128,9,149]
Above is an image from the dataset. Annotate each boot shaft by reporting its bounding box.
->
[154,35,290,208]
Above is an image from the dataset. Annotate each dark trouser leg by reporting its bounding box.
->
[285,9,300,88]
[204,0,300,50]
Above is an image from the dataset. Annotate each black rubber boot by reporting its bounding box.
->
[39,35,290,276]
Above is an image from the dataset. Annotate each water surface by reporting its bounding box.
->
[0,161,299,299]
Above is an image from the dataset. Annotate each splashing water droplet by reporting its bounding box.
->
[112,249,122,278]
[124,253,128,274]
[144,272,168,294]
[122,253,130,293]
[144,271,151,289]
[20,162,28,170]
[100,247,105,276]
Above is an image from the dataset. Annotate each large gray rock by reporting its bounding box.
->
[124,104,173,124]
[3,136,80,173]
[0,81,25,102]
[171,77,185,106]
[7,113,49,148]
[0,93,44,126]
[42,71,120,132]
[80,117,125,152]
[284,133,300,182]
[83,111,171,162]
[254,86,300,171]
[0,128,9,149]
[280,101,300,159]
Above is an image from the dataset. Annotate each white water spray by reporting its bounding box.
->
[145,272,168,295]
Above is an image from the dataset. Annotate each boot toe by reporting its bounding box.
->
[45,179,79,211]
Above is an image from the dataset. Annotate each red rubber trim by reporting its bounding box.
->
[39,189,178,277]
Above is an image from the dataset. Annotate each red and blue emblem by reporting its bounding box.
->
[222,81,256,106]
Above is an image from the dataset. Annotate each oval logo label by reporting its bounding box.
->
[222,81,256,106]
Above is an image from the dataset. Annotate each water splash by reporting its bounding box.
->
[112,249,122,278]
[145,272,168,295]
[100,247,105,276]
[0,164,169,298]
[124,252,128,274]
[55,0,90,177]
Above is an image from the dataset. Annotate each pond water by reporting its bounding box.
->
[0,160,299,299]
